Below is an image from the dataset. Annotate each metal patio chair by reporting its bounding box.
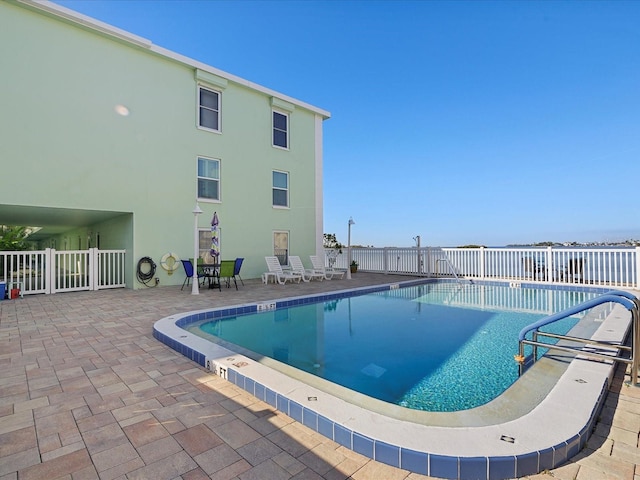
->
[180,259,205,290]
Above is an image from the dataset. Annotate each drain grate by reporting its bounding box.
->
[500,435,515,443]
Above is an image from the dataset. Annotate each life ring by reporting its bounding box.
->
[160,252,180,274]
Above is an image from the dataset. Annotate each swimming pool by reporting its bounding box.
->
[188,283,597,412]
[153,278,630,479]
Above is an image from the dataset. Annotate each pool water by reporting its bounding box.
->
[192,283,597,412]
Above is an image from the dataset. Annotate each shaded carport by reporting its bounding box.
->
[0,204,134,288]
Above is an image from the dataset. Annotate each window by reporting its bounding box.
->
[198,86,220,131]
[273,231,289,266]
[272,171,288,207]
[198,229,212,259]
[198,157,220,200]
[273,110,288,148]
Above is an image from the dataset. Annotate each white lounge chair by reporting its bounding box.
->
[289,255,324,282]
[263,256,303,285]
[309,255,346,280]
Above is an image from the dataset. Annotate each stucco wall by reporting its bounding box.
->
[0,1,328,286]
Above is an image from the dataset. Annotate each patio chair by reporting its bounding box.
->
[233,258,245,286]
[309,255,346,280]
[218,260,237,290]
[190,257,217,288]
[180,259,205,290]
[289,255,324,282]
[263,256,303,284]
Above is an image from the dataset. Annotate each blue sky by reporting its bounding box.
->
[56,0,640,247]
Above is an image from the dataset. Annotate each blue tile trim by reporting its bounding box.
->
[317,414,334,440]
[430,454,458,479]
[289,401,303,423]
[460,457,487,480]
[302,407,317,430]
[334,424,352,448]
[254,382,266,401]
[538,447,554,472]
[566,434,581,458]
[488,456,515,480]
[276,393,289,414]
[400,448,428,475]
[375,441,400,468]
[265,388,277,408]
[152,278,616,480]
[552,442,568,468]
[353,432,374,458]
[515,451,538,478]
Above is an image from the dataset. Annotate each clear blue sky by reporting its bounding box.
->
[55,0,640,247]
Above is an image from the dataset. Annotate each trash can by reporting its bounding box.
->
[0,282,5,301]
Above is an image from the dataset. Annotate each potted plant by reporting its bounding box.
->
[350,260,358,274]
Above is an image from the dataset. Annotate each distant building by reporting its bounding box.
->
[0,0,330,287]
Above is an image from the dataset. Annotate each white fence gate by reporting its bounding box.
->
[0,248,126,296]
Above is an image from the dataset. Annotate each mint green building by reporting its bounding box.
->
[0,0,330,288]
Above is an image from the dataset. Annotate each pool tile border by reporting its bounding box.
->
[153,279,620,480]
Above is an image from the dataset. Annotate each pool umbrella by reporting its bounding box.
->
[210,211,220,261]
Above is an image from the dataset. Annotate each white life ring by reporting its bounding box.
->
[160,252,180,274]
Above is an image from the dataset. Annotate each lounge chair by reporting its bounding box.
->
[289,255,324,282]
[263,256,303,284]
[309,255,346,280]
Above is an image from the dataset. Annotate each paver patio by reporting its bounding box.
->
[1,273,638,479]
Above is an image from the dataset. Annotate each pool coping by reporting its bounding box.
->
[153,279,634,480]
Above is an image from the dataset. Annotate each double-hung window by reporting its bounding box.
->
[198,157,220,201]
[272,110,288,149]
[198,86,220,132]
[272,170,289,208]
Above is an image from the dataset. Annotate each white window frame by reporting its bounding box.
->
[198,85,221,133]
[272,110,289,149]
[272,170,289,208]
[197,156,221,202]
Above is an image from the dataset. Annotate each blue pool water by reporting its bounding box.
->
[191,283,598,412]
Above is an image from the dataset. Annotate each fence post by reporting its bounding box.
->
[45,248,54,294]
[89,248,97,291]
[479,247,485,280]
[383,247,388,274]
[546,247,553,282]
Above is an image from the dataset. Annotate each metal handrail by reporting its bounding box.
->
[517,290,640,384]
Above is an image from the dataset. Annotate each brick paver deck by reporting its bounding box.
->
[1,274,638,480]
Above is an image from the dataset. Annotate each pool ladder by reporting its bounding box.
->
[516,290,640,385]
[435,256,471,284]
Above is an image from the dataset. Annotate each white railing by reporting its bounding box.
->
[0,248,126,296]
[325,246,640,289]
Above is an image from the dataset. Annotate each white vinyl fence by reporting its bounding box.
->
[326,246,640,289]
[0,248,126,296]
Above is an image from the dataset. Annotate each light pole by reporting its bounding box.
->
[346,217,355,280]
[191,203,203,295]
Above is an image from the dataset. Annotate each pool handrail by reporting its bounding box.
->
[518,290,637,342]
[517,290,640,384]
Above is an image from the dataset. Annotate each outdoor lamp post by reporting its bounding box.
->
[192,203,203,295]
[346,217,355,280]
